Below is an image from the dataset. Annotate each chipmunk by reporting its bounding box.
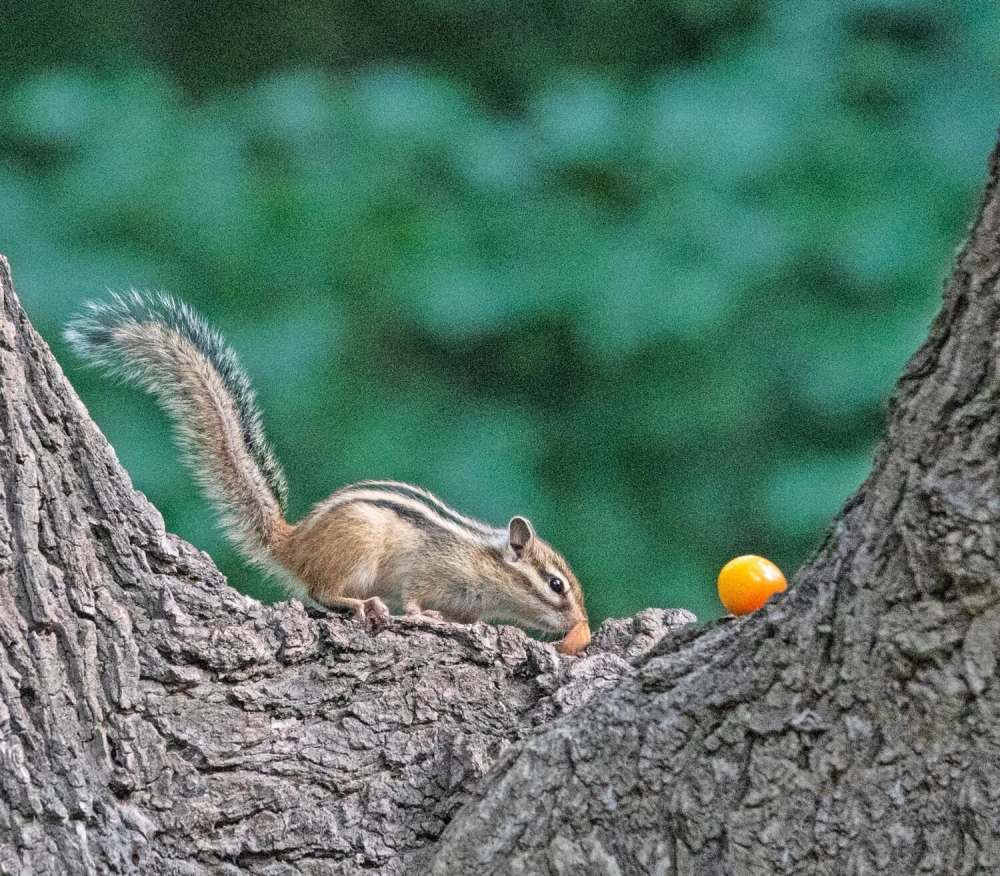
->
[66,292,587,635]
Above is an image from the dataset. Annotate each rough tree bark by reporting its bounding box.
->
[425,139,1000,873]
[0,252,695,875]
[3,130,1000,876]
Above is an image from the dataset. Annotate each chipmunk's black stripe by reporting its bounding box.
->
[348,498,467,543]
[365,499,436,530]
[358,482,492,533]
[483,545,537,593]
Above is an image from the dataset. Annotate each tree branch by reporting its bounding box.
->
[0,272,693,874]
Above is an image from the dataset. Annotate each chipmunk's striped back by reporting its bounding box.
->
[316,481,501,543]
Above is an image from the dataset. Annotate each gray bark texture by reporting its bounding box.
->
[0,251,694,875]
[427,140,1000,874]
[3,132,1000,876]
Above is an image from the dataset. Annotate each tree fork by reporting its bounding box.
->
[1,131,1000,875]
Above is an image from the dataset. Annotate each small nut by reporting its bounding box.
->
[557,620,591,656]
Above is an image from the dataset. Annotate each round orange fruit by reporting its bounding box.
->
[717,555,787,616]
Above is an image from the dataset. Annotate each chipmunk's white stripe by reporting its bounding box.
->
[314,485,504,545]
[356,480,494,534]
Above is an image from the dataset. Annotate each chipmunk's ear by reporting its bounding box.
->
[507,516,535,559]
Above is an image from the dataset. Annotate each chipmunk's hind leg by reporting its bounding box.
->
[322,595,390,632]
[403,597,444,621]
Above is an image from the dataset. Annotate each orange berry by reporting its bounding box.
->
[717,555,787,616]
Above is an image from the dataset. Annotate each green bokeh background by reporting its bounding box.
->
[2,2,997,624]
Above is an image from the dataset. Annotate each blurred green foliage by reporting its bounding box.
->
[1,2,998,623]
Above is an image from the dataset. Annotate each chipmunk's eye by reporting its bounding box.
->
[548,576,565,596]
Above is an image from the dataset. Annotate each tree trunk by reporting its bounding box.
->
[3,131,1000,876]
[427,138,1000,874]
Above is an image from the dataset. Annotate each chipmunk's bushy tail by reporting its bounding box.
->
[66,291,289,564]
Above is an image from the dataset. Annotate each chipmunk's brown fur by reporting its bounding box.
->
[67,292,587,633]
